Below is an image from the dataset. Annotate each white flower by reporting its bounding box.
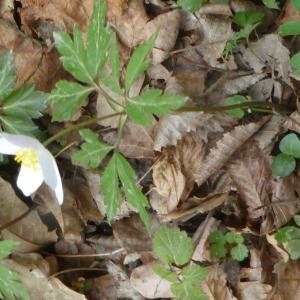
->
[0,133,63,204]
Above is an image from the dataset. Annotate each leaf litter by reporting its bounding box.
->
[1,0,300,299]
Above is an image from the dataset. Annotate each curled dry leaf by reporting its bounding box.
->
[151,134,205,214]
[227,143,271,222]
[242,34,291,84]
[284,111,300,135]
[3,253,87,300]
[130,262,173,299]
[193,118,269,187]
[235,282,272,300]
[0,177,57,252]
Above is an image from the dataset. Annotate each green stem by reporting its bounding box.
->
[43,111,124,147]
[177,101,289,113]
[42,101,289,147]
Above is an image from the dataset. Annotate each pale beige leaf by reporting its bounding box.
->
[284,111,300,134]
[242,34,291,84]
[235,282,272,300]
[227,144,271,221]
[3,253,87,300]
[153,112,223,151]
[130,262,173,299]
[193,118,269,186]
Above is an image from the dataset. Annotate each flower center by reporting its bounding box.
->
[14,148,40,171]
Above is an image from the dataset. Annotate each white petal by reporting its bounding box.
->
[39,149,63,204]
[0,133,42,155]
[17,165,44,196]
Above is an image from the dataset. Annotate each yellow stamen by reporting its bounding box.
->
[14,148,40,171]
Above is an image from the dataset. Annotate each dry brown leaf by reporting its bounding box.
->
[104,121,155,159]
[153,112,223,151]
[199,4,232,16]
[3,253,87,300]
[130,262,173,299]
[193,118,269,187]
[273,260,300,300]
[235,282,272,300]
[197,15,233,68]
[242,34,291,84]
[202,265,237,300]
[284,111,300,134]
[114,0,180,63]
[227,143,271,222]
[0,177,57,252]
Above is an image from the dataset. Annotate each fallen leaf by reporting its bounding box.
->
[130,262,173,299]
[0,177,57,252]
[193,118,269,187]
[227,143,271,222]
[235,281,272,300]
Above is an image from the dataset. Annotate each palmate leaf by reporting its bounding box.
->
[262,0,279,9]
[230,243,249,261]
[125,32,158,93]
[153,226,194,265]
[292,0,300,12]
[72,129,113,168]
[2,85,47,119]
[54,27,94,84]
[116,152,151,234]
[153,265,178,283]
[0,51,15,101]
[101,153,120,223]
[291,53,300,77]
[272,153,296,177]
[49,80,95,121]
[171,282,208,300]
[126,89,186,125]
[0,265,30,300]
[180,265,207,285]
[0,115,40,136]
[279,133,300,159]
[87,0,111,80]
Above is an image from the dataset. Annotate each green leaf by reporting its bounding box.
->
[116,152,151,233]
[285,239,300,260]
[177,0,204,12]
[49,80,94,121]
[72,129,113,168]
[291,53,300,77]
[224,95,248,119]
[125,32,158,93]
[126,90,186,125]
[101,153,121,223]
[294,215,300,227]
[0,115,39,136]
[0,265,30,300]
[233,11,264,28]
[153,226,194,265]
[272,153,296,178]
[0,241,18,260]
[225,232,244,244]
[279,133,300,158]
[171,282,208,300]
[292,0,300,12]
[101,33,121,94]
[208,230,226,244]
[278,21,300,36]
[2,85,47,119]
[275,226,299,243]
[210,242,227,259]
[0,51,15,101]
[153,265,178,283]
[180,265,207,284]
[262,0,279,9]
[87,0,111,79]
[230,243,249,261]
[54,27,94,84]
